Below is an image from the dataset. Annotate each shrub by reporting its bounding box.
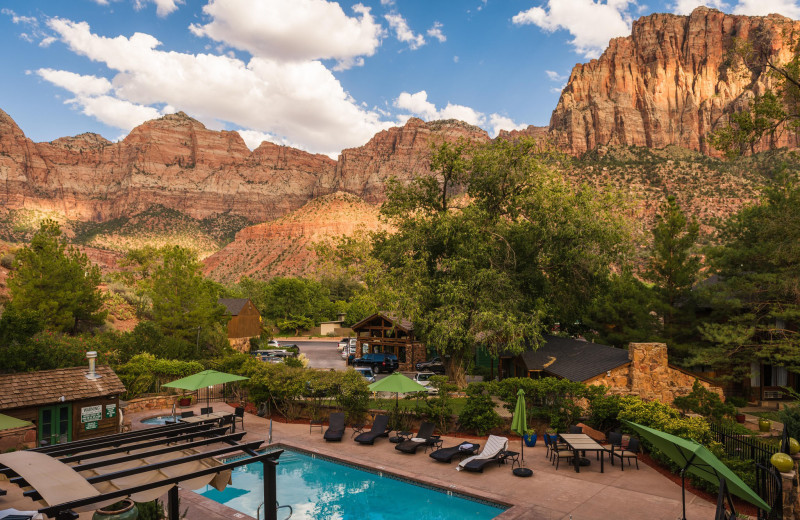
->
[458,382,503,435]
[419,376,457,433]
[587,394,623,433]
[116,353,204,399]
[672,380,735,421]
[726,395,748,408]
[779,405,800,440]
[0,253,14,270]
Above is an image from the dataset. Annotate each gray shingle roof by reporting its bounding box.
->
[217,298,249,316]
[519,335,630,382]
[0,366,126,411]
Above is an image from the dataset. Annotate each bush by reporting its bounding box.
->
[726,395,748,408]
[458,382,503,435]
[587,394,623,433]
[779,405,800,440]
[0,253,14,270]
[116,353,204,399]
[419,376,457,433]
[672,380,736,421]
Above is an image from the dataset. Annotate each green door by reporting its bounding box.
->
[38,404,72,446]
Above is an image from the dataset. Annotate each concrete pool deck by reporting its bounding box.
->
[130,402,719,520]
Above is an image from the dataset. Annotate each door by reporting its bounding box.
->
[38,404,72,446]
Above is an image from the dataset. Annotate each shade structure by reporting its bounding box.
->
[621,420,771,519]
[162,370,249,408]
[368,372,428,409]
[509,389,527,465]
[0,413,33,431]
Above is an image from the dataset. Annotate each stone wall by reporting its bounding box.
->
[123,394,181,413]
[0,425,36,451]
[588,343,722,404]
[229,337,251,353]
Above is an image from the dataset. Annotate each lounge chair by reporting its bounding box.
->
[429,441,481,463]
[395,422,438,454]
[324,412,346,442]
[354,415,390,445]
[457,435,508,472]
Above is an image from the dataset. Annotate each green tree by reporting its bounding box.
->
[260,277,333,324]
[148,246,228,353]
[694,175,800,379]
[643,196,701,358]
[7,220,106,333]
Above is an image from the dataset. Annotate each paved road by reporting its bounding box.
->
[287,340,346,370]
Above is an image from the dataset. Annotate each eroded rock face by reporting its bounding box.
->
[0,110,336,222]
[549,7,800,156]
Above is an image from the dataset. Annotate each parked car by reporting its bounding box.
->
[337,338,350,351]
[352,353,398,374]
[354,367,376,383]
[413,371,438,394]
[267,339,281,348]
[415,356,445,374]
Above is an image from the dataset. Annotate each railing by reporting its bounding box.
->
[709,422,782,519]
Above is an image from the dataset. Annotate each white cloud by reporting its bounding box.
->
[427,21,446,43]
[189,0,383,70]
[671,0,729,14]
[89,0,110,5]
[394,90,525,137]
[733,0,800,17]
[488,114,527,136]
[453,55,459,63]
[545,70,567,82]
[237,129,285,150]
[42,17,393,156]
[70,95,162,130]
[37,69,112,96]
[385,12,426,50]
[39,36,57,47]
[512,0,637,58]
[133,0,183,17]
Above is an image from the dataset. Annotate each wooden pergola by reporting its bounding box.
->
[0,420,282,520]
[351,312,427,371]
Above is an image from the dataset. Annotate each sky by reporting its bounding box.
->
[1,0,800,158]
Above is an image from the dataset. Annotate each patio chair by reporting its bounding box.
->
[606,431,623,464]
[324,412,346,442]
[568,425,583,434]
[354,414,390,445]
[429,441,481,463]
[457,435,509,472]
[180,411,194,418]
[201,407,213,415]
[234,406,245,431]
[551,440,575,470]
[612,437,640,470]
[395,422,438,454]
[219,414,234,433]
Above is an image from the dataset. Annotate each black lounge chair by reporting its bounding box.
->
[457,435,509,473]
[354,414,390,445]
[395,422,437,454]
[324,412,346,442]
[429,441,481,463]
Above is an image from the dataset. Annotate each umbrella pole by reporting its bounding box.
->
[680,469,687,520]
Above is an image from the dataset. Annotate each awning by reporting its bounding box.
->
[0,413,33,432]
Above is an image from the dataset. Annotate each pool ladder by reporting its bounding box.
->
[256,501,292,520]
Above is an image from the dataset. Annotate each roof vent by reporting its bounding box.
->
[86,351,102,380]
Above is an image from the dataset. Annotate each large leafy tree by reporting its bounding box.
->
[373,138,631,385]
[694,175,800,379]
[644,195,702,358]
[7,220,105,333]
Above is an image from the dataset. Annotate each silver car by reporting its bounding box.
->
[355,367,376,383]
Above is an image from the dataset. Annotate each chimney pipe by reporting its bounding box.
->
[86,351,101,380]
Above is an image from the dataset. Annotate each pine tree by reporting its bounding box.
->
[7,220,106,333]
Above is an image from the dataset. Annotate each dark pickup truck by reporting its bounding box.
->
[351,353,399,374]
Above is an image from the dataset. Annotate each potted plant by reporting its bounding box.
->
[545,428,558,445]
[735,412,746,423]
[758,417,771,432]
[523,428,537,447]
[92,499,138,520]
[178,394,192,407]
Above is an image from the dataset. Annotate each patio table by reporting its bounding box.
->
[559,433,606,473]
[180,412,235,431]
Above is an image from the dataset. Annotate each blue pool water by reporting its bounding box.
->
[141,415,178,425]
[198,449,505,520]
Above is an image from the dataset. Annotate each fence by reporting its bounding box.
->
[709,422,782,520]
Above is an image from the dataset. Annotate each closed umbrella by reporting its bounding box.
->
[162,370,249,409]
[510,389,527,466]
[621,420,770,519]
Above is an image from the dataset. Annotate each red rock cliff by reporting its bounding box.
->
[549,7,800,155]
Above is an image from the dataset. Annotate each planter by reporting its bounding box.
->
[178,397,192,407]
[523,434,537,447]
[93,499,138,520]
[735,413,746,424]
[546,433,559,445]
[758,418,771,432]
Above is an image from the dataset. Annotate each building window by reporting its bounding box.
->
[398,346,406,363]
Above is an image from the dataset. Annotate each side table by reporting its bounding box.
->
[502,450,521,469]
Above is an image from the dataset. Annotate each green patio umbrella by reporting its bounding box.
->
[162,369,249,409]
[368,372,428,408]
[510,389,527,465]
[621,420,771,520]
[0,413,33,432]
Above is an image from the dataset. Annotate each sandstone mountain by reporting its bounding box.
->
[202,192,387,283]
[549,7,800,156]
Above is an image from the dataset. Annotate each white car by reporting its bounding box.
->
[267,339,281,348]
[355,367,376,383]
[413,372,439,394]
[337,338,350,351]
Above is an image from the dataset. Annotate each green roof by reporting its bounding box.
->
[0,413,33,431]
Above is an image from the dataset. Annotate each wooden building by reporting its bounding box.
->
[0,365,126,446]
[218,298,262,339]
[351,312,426,372]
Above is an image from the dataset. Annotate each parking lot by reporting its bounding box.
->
[278,339,410,382]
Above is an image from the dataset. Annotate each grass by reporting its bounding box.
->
[749,410,783,422]
[370,397,468,416]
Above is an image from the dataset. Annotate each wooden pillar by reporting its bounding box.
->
[168,485,179,520]
[263,459,278,520]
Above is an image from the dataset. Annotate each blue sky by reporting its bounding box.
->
[1,0,799,157]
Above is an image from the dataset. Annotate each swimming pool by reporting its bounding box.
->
[140,415,179,425]
[199,448,506,519]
